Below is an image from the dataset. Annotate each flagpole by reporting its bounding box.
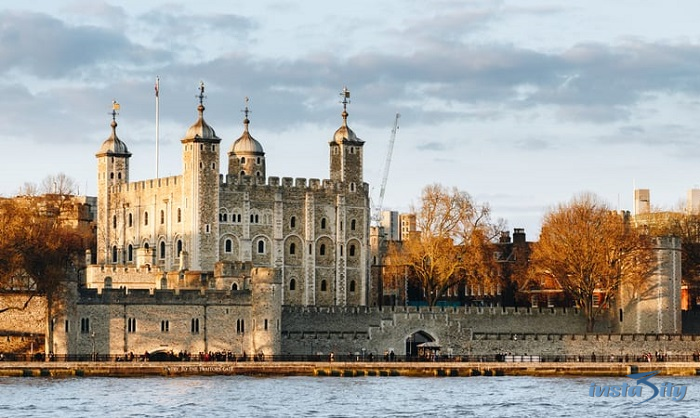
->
[155,76,160,179]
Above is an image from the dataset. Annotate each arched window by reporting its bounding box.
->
[320,244,326,256]
[240,171,245,176]
[127,244,133,262]
[159,241,166,259]
[144,211,149,226]
[241,157,246,164]
[321,280,327,291]
[350,280,356,292]
[349,244,356,257]
[256,157,261,164]
[176,240,182,257]
[225,238,232,253]
[257,240,265,254]
[290,216,296,228]
[104,277,113,289]
[160,277,167,289]
[144,242,149,250]
[112,246,118,263]
[289,278,296,291]
[351,219,356,230]
[321,218,326,229]
[289,242,296,255]
[232,283,239,291]
[160,210,165,224]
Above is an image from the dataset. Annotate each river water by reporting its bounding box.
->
[0,375,696,417]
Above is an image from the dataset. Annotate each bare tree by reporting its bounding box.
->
[388,184,504,306]
[529,193,655,331]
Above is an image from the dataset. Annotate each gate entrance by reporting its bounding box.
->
[405,331,435,359]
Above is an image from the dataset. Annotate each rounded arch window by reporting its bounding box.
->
[290,216,296,228]
[159,241,166,259]
[289,278,296,291]
[257,240,265,254]
[176,240,183,257]
[289,242,296,255]
[232,283,239,291]
[241,157,246,164]
[349,244,356,257]
[319,244,326,256]
[225,238,233,253]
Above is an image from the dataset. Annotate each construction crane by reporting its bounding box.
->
[372,113,400,226]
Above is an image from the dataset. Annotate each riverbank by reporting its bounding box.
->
[1,361,699,378]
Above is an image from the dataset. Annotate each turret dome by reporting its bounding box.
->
[96,119,131,157]
[231,117,264,155]
[184,104,220,141]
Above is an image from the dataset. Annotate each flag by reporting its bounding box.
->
[155,77,159,97]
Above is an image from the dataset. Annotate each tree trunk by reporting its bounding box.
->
[45,291,53,362]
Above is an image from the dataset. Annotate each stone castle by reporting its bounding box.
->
[2,85,694,360]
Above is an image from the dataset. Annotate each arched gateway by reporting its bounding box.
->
[405,331,436,359]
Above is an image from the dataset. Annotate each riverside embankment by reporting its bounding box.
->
[1,361,700,378]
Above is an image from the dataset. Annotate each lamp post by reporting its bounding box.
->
[91,332,96,361]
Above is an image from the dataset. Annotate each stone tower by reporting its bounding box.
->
[329,87,364,186]
[618,236,682,333]
[95,103,131,264]
[181,82,222,271]
[228,99,266,178]
[250,267,282,356]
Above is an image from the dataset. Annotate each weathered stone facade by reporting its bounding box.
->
[88,86,370,308]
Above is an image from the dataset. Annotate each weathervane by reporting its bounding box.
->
[111,100,120,121]
[242,96,251,120]
[340,86,350,111]
[197,81,206,106]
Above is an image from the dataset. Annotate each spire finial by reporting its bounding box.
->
[339,86,350,125]
[110,100,120,129]
[242,96,251,132]
[196,81,206,114]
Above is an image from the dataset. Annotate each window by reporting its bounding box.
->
[290,216,296,228]
[161,320,169,332]
[349,244,356,257]
[232,283,238,291]
[225,239,232,253]
[80,318,90,334]
[350,182,356,192]
[112,246,118,263]
[64,320,70,333]
[127,245,133,262]
[176,240,183,257]
[160,210,165,224]
[264,319,268,331]
[340,245,343,256]
[321,218,326,229]
[127,318,137,333]
[112,215,117,229]
[350,280,356,292]
[351,219,356,230]
[257,240,265,254]
[289,243,296,255]
[321,280,327,291]
[177,208,182,223]
[241,157,246,164]
[144,211,149,226]
[159,241,166,259]
[256,157,261,164]
[237,319,245,334]
[289,279,296,291]
[320,244,326,256]
[128,213,133,227]
[205,224,210,234]
[104,277,112,289]
[191,318,200,334]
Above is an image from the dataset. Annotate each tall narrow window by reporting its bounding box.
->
[160,210,165,224]
[349,244,356,257]
[350,280,356,292]
[225,238,232,253]
[289,242,296,255]
[128,213,133,227]
[112,215,117,229]
[321,280,328,291]
[112,246,118,263]
[191,318,200,334]
[351,219,356,230]
[290,279,296,291]
[159,241,166,259]
[257,240,265,254]
[290,216,296,228]
[177,208,182,223]
[321,218,326,229]
[127,244,133,262]
[161,320,169,332]
[144,211,149,226]
[320,244,326,256]
[176,240,183,257]
[127,318,137,333]
[80,318,90,334]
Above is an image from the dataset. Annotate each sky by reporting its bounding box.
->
[3,1,700,238]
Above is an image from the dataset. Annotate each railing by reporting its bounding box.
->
[2,352,699,363]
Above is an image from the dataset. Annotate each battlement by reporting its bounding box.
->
[282,305,582,316]
[78,287,251,305]
[220,175,369,194]
[109,175,181,193]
